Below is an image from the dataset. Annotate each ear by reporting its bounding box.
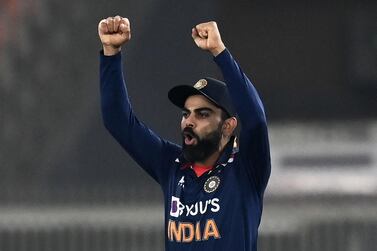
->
[222,117,238,137]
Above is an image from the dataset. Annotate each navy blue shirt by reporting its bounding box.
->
[100,48,271,251]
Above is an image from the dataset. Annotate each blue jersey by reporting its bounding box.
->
[100,48,271,251]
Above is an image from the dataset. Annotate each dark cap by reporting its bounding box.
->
[168,77,235,117]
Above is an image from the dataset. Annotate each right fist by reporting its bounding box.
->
[98,16,131,55]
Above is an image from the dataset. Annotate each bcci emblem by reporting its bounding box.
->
[204,176,220,193]
[194,79,207,90]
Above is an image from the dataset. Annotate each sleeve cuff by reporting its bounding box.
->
[213,48,231,63]
[99,49,122,58]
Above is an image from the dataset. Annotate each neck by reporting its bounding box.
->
[194,136,230,166]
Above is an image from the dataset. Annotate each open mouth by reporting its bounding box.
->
[183,131,197,146]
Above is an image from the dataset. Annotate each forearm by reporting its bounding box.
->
[214,49,270,190]
[100,51,159,153]
[214,49,266,129]
[100,51,131,138]
[100,51,177,183]
[98,16,181,185]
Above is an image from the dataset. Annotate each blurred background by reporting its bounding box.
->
[0,0,376,250]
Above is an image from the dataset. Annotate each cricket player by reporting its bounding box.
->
[98,15,271,251]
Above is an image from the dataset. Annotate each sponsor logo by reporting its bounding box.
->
[170,197,220,218]
[168,219,221,243]
[170,196,181,218]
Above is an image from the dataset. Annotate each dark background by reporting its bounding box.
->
[0,0,376,204]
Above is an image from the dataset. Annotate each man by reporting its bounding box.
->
[99,15,271,251]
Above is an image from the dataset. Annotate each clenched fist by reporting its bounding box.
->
[192,21,225,56]
[98,16,131,56]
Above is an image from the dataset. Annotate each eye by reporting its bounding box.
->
[198,111,210,118]
[181,110,189,118]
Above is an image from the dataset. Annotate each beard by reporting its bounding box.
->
[181,124,223,163]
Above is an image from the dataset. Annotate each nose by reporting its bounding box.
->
[183,114,195,128]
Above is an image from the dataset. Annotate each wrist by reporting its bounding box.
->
[103,45,121,56]
[210,43,226,57]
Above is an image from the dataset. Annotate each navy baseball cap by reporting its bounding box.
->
[168,77,235,117]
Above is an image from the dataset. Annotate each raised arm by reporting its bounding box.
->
[192,21,270,192]
[98,16,180,185]
[192,21,266,129]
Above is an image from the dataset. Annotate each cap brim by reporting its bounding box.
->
[168,85,232,116]
[168,85,204,109]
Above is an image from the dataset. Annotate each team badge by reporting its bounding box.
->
[204,176,220,193]
[194,79,207,90]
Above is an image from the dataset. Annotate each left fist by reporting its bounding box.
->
[192,21,225,56]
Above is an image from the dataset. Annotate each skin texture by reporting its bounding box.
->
[181,95,237,166]
[98,16,237,166]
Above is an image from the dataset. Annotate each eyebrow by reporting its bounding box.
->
[182,107,215,113]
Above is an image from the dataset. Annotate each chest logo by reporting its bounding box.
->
[204,176,220,193]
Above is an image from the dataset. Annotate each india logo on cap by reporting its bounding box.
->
[194,79,207,90]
